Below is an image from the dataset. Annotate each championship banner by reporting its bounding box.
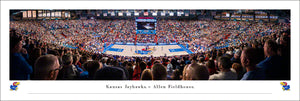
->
[127,12,131,16]
[144,12,148,16]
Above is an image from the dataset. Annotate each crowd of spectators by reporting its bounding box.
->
[10,19,290,80]
[10,19,290,53]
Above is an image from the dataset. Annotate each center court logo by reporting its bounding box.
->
[134,47,155,55]
[280,82,290,91]
[10,82,20,91]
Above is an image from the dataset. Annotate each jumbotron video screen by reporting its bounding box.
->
[135,17,156,34]
[137,22,155,30]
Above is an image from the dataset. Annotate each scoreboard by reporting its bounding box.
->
[135,17,156,34]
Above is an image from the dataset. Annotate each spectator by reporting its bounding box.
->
[41,47,48,55]
[232,63,244,80]
[206,60,217,75]
[141,69,152,80]
[209,56,237,80]
[170,58,179,70]
[115,65,130,80]
[278,35,290,58]
[122,61,128,68]
[10,35,33,80]
[57,54,79,80]
[191,55,198,63]
[182,65,188,80]
[73,54,88,79]
[94,66,126,80]
[278,35,290,80]
[151,63,167,80]
[21,48,29,62]
[183,63,209,80]
[140,62,147,75]
[57,49,64,65]
[84,60,102,80]
[73,54,84,70]
[80,55,88,66]
[146,62,152,69]
[166,61,174,79]
[33,55,60,80]
[48,49,60,56]
[171,69,181,80]
[199,57,205,65]
[58,49,64,58]
[241,48,265,80]
[29,48,42,68]
[132,58,142,80]
[153,60,161,64]
[257,40,286,80]
[126,62,134,80]
[111,60,119,67]
[231,49,241,64]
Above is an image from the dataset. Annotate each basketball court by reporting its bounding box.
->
[104,44,193,57]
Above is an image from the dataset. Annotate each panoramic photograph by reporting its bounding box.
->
[9,9,290,80]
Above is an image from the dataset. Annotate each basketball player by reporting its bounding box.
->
[135,45,137,51]
[146,45,148,51]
